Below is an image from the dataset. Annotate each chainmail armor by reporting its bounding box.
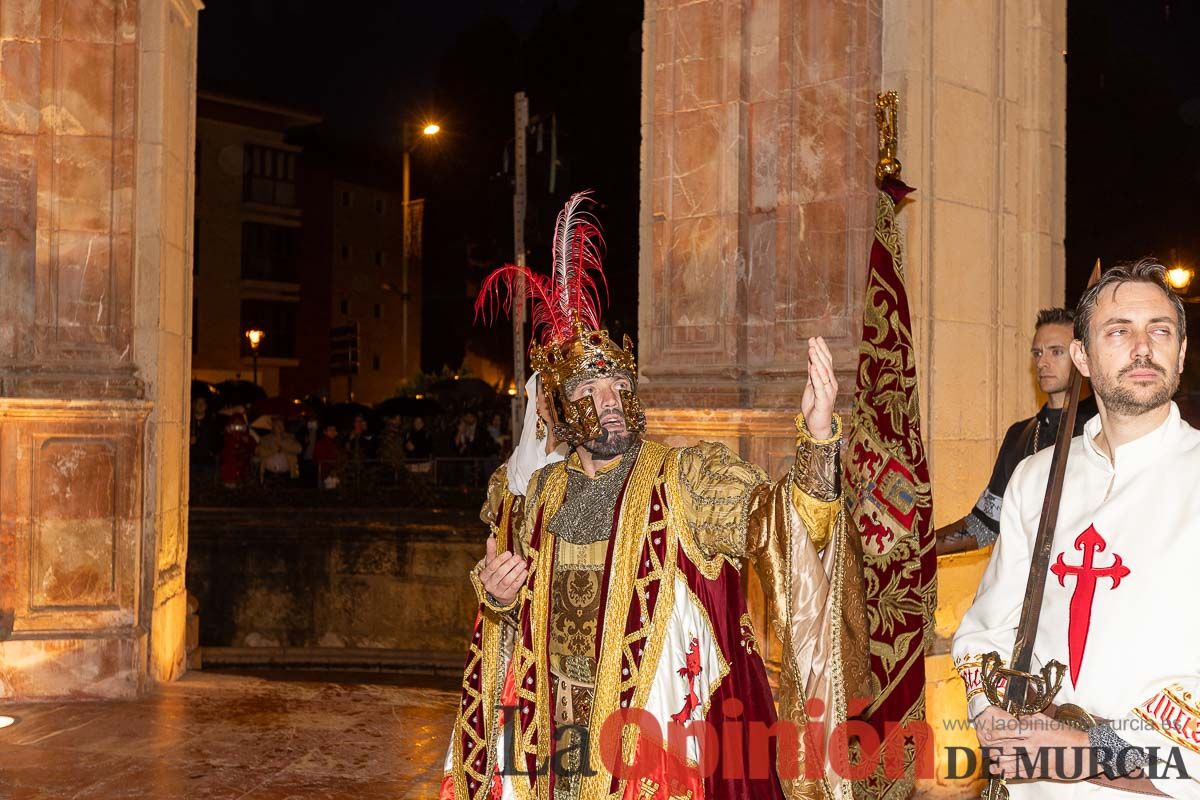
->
[1088,723,1148,776]
[548,441,642,545]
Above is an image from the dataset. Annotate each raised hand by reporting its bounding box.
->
[800,337,837,440]
[479,535,527,607]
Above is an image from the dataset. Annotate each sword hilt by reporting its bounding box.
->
[980,652,1064,715]
[977,655,1067,800]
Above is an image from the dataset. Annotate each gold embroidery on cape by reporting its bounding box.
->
[511,464,569,800]
[578,440,673,800]
[628,471,678,713]
[453,472,523,800]
[739,612,758,656]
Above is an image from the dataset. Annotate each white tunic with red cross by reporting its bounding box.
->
[954,402,1200,799]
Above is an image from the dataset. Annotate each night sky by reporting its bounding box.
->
[198,1,1200,372]
[1067,0,1200,302]
[199,0,642,374]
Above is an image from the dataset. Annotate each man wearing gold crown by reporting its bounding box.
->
[442,192,867,800]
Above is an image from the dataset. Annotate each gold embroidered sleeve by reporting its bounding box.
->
[470,563,524,615]
[791,412,841,502]
[473,463,526,615]
[480,464,511,529]
[782,413,842,551]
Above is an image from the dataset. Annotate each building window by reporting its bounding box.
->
[240,299,297,358]
[241,222,299,282]
[243,144,297,207]
[341,190,354,208]
[373,303,382,319]
[374,250,384,267]
[341,244,352,262]
[375,197,385,215]
[372,355,381,371]
[340,299,349,315]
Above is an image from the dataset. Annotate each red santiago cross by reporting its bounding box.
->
[1049,525,1130,685]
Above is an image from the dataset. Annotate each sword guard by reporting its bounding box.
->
[980,653,1065,715]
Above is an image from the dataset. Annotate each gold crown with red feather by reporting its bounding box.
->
[475,191,645,446]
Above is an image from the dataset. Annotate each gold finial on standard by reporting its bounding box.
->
[875,91,901,182]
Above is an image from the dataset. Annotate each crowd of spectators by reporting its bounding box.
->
[189,396,512,493]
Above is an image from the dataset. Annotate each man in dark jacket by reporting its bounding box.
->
[936,308,1097,554]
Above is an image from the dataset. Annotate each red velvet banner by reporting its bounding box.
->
[844,178,937,800]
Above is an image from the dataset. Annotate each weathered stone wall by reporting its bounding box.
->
[0,0,201,699]
[883,0,1068,526]
[187,508,482,668]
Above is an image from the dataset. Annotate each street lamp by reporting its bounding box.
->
[402,120,441,229]
[245,328,264,386]
[1167,266,1195,294]
[402,120,441,380]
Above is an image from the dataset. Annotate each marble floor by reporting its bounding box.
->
[0,670,462,799]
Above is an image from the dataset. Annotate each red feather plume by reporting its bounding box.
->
[473,191,610,348]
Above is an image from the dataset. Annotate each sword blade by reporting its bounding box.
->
[1005,260,1101,708]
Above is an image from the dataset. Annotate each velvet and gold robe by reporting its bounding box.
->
[444,415,868,800]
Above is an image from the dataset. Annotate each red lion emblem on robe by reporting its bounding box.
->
[671,637,702,724]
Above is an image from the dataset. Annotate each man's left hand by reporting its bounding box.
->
[801,337,837,440]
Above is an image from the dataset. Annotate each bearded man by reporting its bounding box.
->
[954,258,1200,798]
[442,192,867,800]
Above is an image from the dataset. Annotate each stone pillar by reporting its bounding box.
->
[639,0,882,466]
[639,0,883,659]
[0,0,201,699]
[136,0,202,684]
[883,0,1067,525]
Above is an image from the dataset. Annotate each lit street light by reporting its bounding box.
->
[1167,266,1194,294]
[245,328,265,386]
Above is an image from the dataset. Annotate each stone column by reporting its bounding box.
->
[882,1,1066,794]
[883,0,1067,525]
[137,0,202,685]
[0,0,201,699]
[639,0,883,659]
[640,0,883,437]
